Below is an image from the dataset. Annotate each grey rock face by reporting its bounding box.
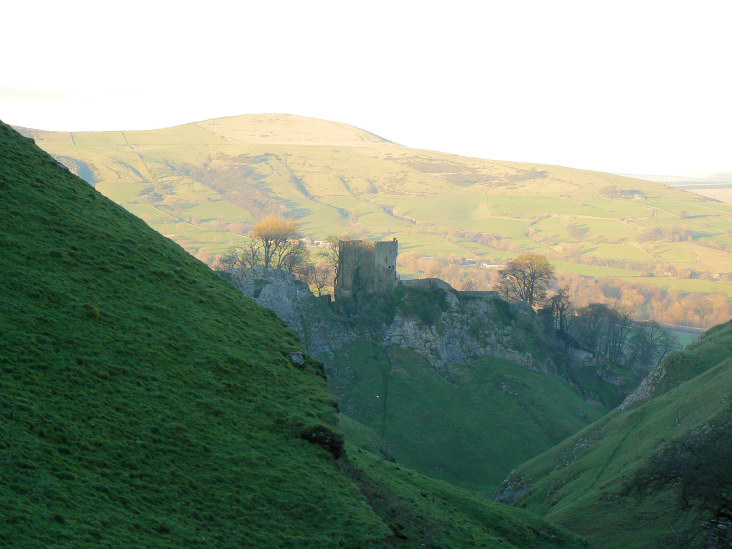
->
[287,351,306,368]
[228,267,353,358]
[227,268,546,377]
[620,365,666,410]
[382,307,537,374]
[492,473,533,504]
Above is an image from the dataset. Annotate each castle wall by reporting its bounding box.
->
[335,239,398,300]
[400,278,455,292]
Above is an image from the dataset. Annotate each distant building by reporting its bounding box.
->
[334,239,399,300]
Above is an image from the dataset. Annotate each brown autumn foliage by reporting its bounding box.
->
[398,252,731,329]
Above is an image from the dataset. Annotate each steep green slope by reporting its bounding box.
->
[0,122,387,546]
[228,269,611,493]
[16,115,732,327]
[494,320,732,548]
[621,319,732,409]
[342,444,589,548]
[0,121,587,548]
[335,343,608,493]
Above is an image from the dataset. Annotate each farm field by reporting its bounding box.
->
[17,114,732,327]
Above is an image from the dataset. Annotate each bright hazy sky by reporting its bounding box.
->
[2,1,730,177]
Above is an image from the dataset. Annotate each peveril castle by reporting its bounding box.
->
[333,238,498,301]
[334,239,399,300]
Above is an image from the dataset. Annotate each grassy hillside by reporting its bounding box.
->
[16,114,732,327]
[0,120,588,547]
[494,320,732,548]
[334,342,608,493]
[622,318,732,409]
[342,444,590,548]
[228,269,612,494]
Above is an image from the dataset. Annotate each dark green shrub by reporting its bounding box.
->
[490,297,515,324]
[82,303,100,320]
[395,287,448,326]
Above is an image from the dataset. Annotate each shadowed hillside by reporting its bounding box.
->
[0,121,588,547]
[494,320,732,548]
[228,267,617,494]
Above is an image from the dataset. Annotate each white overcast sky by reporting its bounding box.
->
[2,0,730,176]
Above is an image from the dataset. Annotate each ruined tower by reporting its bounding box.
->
[334,239,398,300]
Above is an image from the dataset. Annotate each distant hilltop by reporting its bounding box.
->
[621,172,732,185]
[16,113,732,330]
[623,172,732,204]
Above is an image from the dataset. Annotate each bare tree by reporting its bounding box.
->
[277,239,309,273]
[321,233,350,293]
[213,245,242,271]
[571,303,651,366]
[237,239,264,269]
[626,321,660,366]
[571,302,610,354]
[548,286,572,333]
[497,254,555,308]
[654,327,680,365]
[299,263,335,297]
[214,215,307,273]
[250,214,301,269]
[604,305,633,365]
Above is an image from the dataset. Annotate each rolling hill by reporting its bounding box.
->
[0,121,593,547]
[631,172,732,204]
[494,319,732,548]
[15,114,732,328]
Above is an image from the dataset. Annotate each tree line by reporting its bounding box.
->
[495,254,679,370]
[212,219,728,332]
[397,251,731,329]
[215,219,680,372]
[213,214,341,297]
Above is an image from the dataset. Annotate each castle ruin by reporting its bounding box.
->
[334,239,399,300]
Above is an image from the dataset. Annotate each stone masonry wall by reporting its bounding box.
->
[335,239,398,300]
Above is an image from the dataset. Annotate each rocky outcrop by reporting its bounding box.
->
[225,267,649,410]
[228,267,355,358]
[623,319,732,411]
[383,307,540,374]
[492,473,533,505]
[619,361,670,410]
[226,268,547,377]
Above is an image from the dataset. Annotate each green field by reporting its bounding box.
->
[16,115,732,310]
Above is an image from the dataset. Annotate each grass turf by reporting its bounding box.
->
[1,120,590,548]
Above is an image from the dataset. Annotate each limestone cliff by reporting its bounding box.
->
[227,267,546,377]
[224,267,627,492]
[228,267,651,401]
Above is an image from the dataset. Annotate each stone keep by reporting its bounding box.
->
[335,239,398,300]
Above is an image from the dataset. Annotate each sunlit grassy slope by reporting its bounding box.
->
[495,320,732,548]
[17,114,732,298]
[0,121,589,547]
